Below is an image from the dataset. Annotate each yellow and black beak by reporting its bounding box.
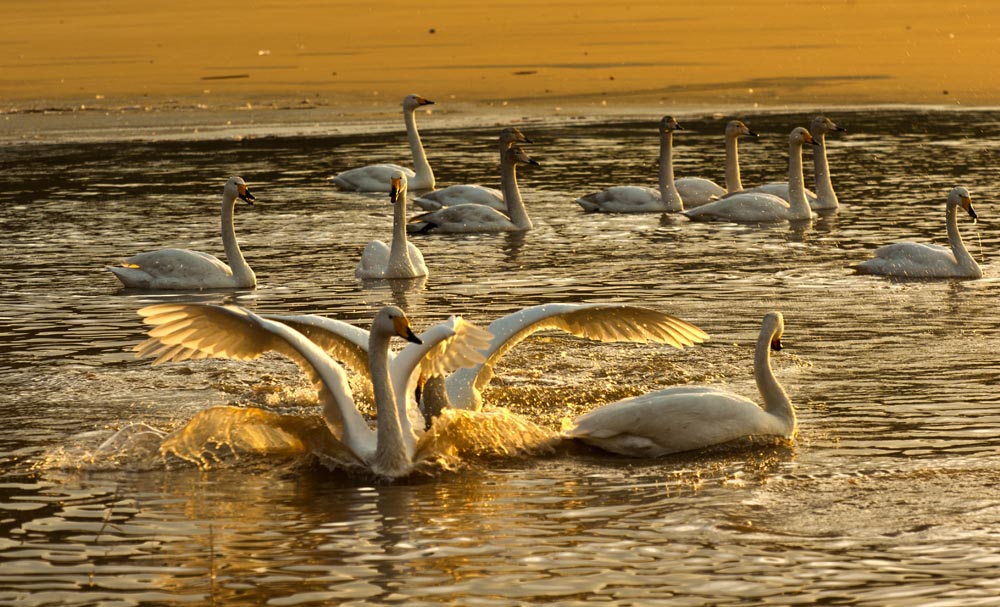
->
[804,132,819,146]
[238,184,255,205]
[392,314,423,345]
[418,97,435,106]
[390,177,401,204]
[963,196,978,222]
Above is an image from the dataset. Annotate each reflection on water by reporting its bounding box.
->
[1,108,999,605]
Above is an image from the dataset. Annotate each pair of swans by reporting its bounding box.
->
[355,172,429,279]
[682,127,818,223]
[108,176,257,290]
[408,145,539,233]
[332,94,436,192]
[566,312,796,457]
[856,186,982,279]
[575,118,757,213]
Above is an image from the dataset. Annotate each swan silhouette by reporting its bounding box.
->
[107,176,256,290]
[565,311,795,457]
[356,171,428,279]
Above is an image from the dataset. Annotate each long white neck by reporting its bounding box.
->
[220,191,255,287]
[387,186,415,275]
[754,329,794,433]
[946,204,980,275]
[369,330,411,475]
[657,131,683,212]
[502,158,532,230]
[404,106,434,189]
[786,140,811,220]
[812,133,838,210]
[724,134,743,193]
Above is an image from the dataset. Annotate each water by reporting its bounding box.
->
[2,106,1000,606]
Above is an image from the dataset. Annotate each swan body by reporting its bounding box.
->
[566,311,794,457]
[408,145,538,233]
[107,177,256,290]
[682,127,818,223]
[332,95,436,192]
[356,172,428,279]
[674,120,758,206]
[413,127,531,211]
[135,304,492,478]
[575,116,684,213]
[856,186,981,279]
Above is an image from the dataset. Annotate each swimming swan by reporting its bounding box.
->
[413,127,532,211]
[407,145,538,233]
[356,172,428,279]
[107,176,257,290]
[674,119,758,206]
[856,186,982,279]
[682,127,817,223]
[332,94,436,192]
[565,311,795,457]
[574,116,685,213]
[135,304,492,478]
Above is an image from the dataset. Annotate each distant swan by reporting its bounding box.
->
[565,311,795,457]
[413,127,532,211]
[107,176,256,290]
[356,172,428,279]
[407,145,538,233]
[332,94,436,192]
[135,304,492,479]
[737,116,845,210]
[856,186,982,279]
[674,119,758,206]
[574,116,685,213]
[682,127,817,223]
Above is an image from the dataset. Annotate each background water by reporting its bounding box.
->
[1,107,999,606]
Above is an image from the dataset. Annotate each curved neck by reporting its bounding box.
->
[946,204,979,272]
[369,331,411,473]
[724,134,743,192]
[502,159,532,230]
[786,141,811,218]
[812,134,838,209]
[404,107,434,188]
[657,131,683,211]
[754,330,794,430]
[220,192,255,285]
[388,187,415,275]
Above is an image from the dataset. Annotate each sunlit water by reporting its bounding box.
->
[2,107,1000,606]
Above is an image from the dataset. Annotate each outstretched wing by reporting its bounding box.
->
[262,313,371,379]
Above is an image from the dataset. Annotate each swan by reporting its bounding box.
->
[682,127,818,223]
[355,172,428,279]
[735,116,845,210]
[574,116,685,213]
[134,304,492,478]
[332,94,436,192]
[674,119,758,206]
[565,311,795,457]
[407,145,538,233]
[856,186,982,279]
[107,176,257,290]
[413,127,532,211]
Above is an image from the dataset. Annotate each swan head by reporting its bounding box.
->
[225,176,255,205]
[948,186,977,222]
[500,127,532,147]
[726,120,757,138]
[403,94,434,109]
[389,171,408,204]
[790,127,819,147]
[506,144,539,167]
[811,116,846,136]
[761,312,784,351]
[374,306,423,345]
[659,115,682,133]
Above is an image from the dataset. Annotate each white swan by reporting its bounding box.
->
[856,186,982,279]
[107,176,257,290]
[355,172,428,279]
[565,311,795,457]
[413,127,532,211]
[682,127,817,223]
[407,145,538,233]
[674,119,758,206]
[574,116,685,213]
[736,116,845,210]
[332,94,436,192]
[135,304,492,478]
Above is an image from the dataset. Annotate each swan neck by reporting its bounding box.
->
[220,190,254,286]
[946,203,978,272]
[502,158,532,229]
[786,140,811,217]
[813,134,838,207]
[404,106,434,188]
[724,135,743,192]
[370,331,411,472]
[388,187,414,274]
[754,329,794,430]
[658,131,683,211]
